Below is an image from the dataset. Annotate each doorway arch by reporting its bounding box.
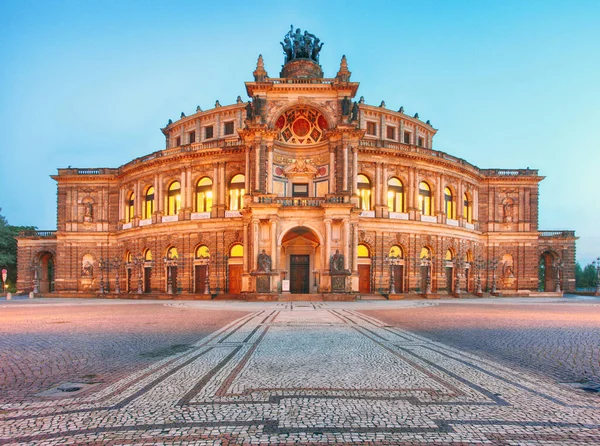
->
[539,250,558,291]
[279,226,322,294]
[37,251,55,293]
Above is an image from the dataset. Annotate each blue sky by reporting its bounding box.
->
[1,0,599,265]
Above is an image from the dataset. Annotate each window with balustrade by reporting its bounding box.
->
[419,181,433,216]
[228,174,245,210]
[463,192,473,223]
[357,174,371,211]
[144,187,154,219]
[444,187,455,219]
[167,182,181,216]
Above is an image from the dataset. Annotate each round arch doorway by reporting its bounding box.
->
[539,251,558,292]
[280,226,322,294]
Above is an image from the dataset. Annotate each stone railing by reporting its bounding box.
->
[269,78,335,85]
[254,195,349,206]
[18,230,57,238]
[58,168,119,176]
[481,168,539,177]
[539,230,576,238]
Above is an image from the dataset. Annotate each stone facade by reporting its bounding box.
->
[17,32,577,297]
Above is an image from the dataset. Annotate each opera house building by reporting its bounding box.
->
[17,29,577,299]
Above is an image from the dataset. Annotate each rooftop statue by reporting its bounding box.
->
[280,25,324,64]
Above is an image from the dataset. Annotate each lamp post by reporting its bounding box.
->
[112,256,122,294]
[31,260,39,294]
[554,260,564,293]
[593,257,600,295]
[474,256,485,294]
[415,255,433,295]
[489,258,499,294]
[131,254,144,294]
[198,254,210,295]
[163,256,176,294]
[98,257,106,294]
[385,255,401,294]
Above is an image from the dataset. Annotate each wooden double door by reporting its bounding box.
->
[290,255,310,294]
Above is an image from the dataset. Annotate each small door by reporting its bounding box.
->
[393,265,404,293]
[446,266,454,292]
[290,255,309,294]
[358,264,370,293]
[126,269,132,293]
[229,264,242,294]
[420,265,429,292]
[169,267,178,293]
[144,266,152,293]
[195,265,207,293]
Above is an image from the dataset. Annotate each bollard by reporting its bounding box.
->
[29,292,35,299]
[6,293,12,300]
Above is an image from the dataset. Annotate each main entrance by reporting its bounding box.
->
[290,255,309,294]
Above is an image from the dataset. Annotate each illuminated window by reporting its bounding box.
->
[144,249,153,261]
[463,192,472,223]
[195,177,213,212]
[444,187,454,218]
[166,246,178,259]
[389,245,404,258]
[144,187,154,219]
[195,245,210,259]
[230,244,243,257]
[357,174,371,211]
[445,249,454,262]
[125,252,132,263]
[229,174,245,210]
[357,244,370,258]
[420,246,431,260]
[224,121,234,135]
[366,122,376,136]
[167,182,181,216]
[126,191,135,223]
[387,177,404,212]
[418,181,432,216]
[205,125,213,139]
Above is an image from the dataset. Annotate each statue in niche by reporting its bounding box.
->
[503,200,514,223]
[82,261,93,277]
[245,101,253,121]
[350,102,359,122]
[331,249,344,272]
[341,96,351,116]
[257,250,271,272]
[83,202,93,222]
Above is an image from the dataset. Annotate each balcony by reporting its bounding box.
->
[539,230,576,238]
[18,230,57,238]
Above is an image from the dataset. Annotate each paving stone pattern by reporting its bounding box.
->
[0,299,599,445]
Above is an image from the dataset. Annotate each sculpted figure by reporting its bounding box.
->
[258,250,271,272]
[311,38,324,61]
[341,96,351,116]
[245,101,253,121]
[503,202,513,223]
[280,36,292,62]
[350,102,359,122]
[331,249,344,272]
[82,261,93,277]
[84,202,93,222]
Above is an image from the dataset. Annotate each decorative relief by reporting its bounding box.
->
[276,107,328,144]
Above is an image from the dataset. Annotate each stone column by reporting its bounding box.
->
[255,144,261,191]
[212,163,219,207]
[412,169,419,212]
[157,174,163,213]
[266,143,273,194]
[382,165,388,209]
[243,222,249,273]
[352,223,358,274]
[407,168,415,210]
[324,219,331,269]
[252,218,259,271]
[186,167,193,211]
[436,174,443,216]
[270,218,278,270]
[135,181,141,219]
[352,145,358,196]
[473,188,479,222]
[343,144,348,191]
[180,169,187,210]
[343,219,350,270]
[245,146,250,192]
[220,163,226,206]
[329,146,335,193]
[118,187,123,222]
[457,181,464,221]
[375,163,380,206]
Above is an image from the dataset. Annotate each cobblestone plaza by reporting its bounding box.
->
[1,297,599,445]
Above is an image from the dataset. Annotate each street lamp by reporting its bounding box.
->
[98,257,106,294]
[130,254,144,294]
[112,256,122,294]
[385,255,401,294]
[474,255,485,294]
[554,260,564,293]
[31,260,39,294]
[488,258,499,294]
[197,254,210,295]
[163,256,177,294]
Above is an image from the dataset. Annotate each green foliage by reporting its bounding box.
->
[575,261,598,289]
[0,209,36,292]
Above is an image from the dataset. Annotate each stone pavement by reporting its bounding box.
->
[0,298,599,445]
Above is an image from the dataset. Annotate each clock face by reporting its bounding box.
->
[276,107,328,144]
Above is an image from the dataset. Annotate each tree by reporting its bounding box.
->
[575,260,598,289]
[0,209,36,292]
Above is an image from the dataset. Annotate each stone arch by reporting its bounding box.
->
[268,101,335,131]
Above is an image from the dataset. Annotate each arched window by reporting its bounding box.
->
[166,246,179,259]
[357,174,371,211]
[195,245,210,259]
[418,181,433,216]
[444,187,454,219]
[229,175,245,210]
[387,177,404,212]
[167,182,181,216]
[420,246,431,260]
[125,252,132,263]
[463,192,472,223]
[357,244,370,258]
[144,187,155,219]
[230,244,243,257]
[144,249,153,261]
[195,177,213,213]
[389,245,404,258]
[125,192,135,223]
[445,249,454,262]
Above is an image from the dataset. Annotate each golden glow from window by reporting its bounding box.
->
[229,244,243,257]
[166,246,178,259]
[195,245,210,258]
[445,249,454,261]
[144,187,154,219]
[144,249,153,261]
[196,177,213,213]
[389,245,403,258]
[463,192,472,223]
[125,252,132,263]
[418,181,432,216]
[420,246,431,259]
[229,174,245,211]
[357,244,370,258]
[357,174,371,211]
[126,192,135,223]
[444,187,454,219]
[387,177,404,212]
[167,182,181,216]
